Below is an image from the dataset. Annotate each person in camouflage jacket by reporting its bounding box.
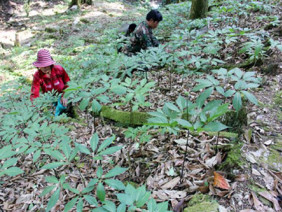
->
[121,10,163,56]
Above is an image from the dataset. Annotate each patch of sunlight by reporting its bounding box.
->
[94,2,126,11]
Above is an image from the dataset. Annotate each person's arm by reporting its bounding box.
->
[57,66,70,106]
[30,73,41,102]
[151,35,159,47]
[60,66,70,90]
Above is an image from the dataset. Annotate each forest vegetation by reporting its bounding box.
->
[0,0,281,211]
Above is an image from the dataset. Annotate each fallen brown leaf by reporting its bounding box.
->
[258,191,281,211]
[251,191,264,211]
[161,177,180,189]
[214,171,230,190]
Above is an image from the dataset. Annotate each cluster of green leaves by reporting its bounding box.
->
[193,68,261,112]
[124,125,152,148]
[148,95,229,135]
[41,133,127,212]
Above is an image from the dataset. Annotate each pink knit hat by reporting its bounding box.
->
[33,49,56,67]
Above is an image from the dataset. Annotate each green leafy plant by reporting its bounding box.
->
[147,95,229,134]
[192,68,261,112]
[94,184,171,212]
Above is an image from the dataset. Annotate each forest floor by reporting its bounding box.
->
[0,0,281,212]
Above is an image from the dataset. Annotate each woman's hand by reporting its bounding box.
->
[61,97,68,107]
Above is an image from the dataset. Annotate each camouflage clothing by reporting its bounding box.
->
[121,21,159,55]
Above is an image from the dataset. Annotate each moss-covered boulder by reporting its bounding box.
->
[100,106,150,126]
[184,194,219,212]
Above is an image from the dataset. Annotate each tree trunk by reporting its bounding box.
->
[189,0,208,20]
[69,0,92,8]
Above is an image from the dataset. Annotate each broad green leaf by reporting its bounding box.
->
[82,186,95,194]
[40,185,56,197]
[0,145,16,160]
[224,89,236,97]
[165,102,180,112]
[147,199,157,212]
[84,195,98,206]
[97,136,115,152]
[92,100,102,113]
[75,143,91,155]
[136,192,150,208]
[156,201,169,212]
[243,72,256,80]
[192,79,213,91]
[79,98,90,111]
[64,197,78,212]
[4,167,24,176]
[208,103,229,122]
[45,176,59,184]
[104,179,125,190]
[176,95,186,111]
[241,91,258,105]
[69,148,78,162]
[196,87,213,107]
[233,92,242,112]
[116,193,133,205]
[33,150,41,162]
[215,86,225,96]
[97,183,105,202]
[88,178,99,187]
[46,188,60,212]
[246,83,260,88]
[41,162,67,170]
[63,183,80,194]
[90,133,99,152]
[104,166,127,178]
[176,119,192,128]
[98,146,123,156]
[207,75,219,85]
[92,207,108,212]
[97,166,103,178]
[203,121,228,132]
[231,68,243,79]
[103,200,116,212]
[60,141,71,161]
[76,198,83,212]
[235,80,247,90]
[2,158,18,169]
[111,85,127,95]
[117,204,126,212]
[44,149,65,161]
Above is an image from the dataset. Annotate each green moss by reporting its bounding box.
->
[219,143,245,170]
[100,106,238,137]
[184,202,219,212]
[249,184,267,193]
[184,194,219,212]
[220,108,247,134]
[188,194,211,206]
[100,106,150,126]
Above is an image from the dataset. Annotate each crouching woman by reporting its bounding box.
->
[30,49,70,116]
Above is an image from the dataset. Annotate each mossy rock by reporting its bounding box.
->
[184,194,219,212]
[45,27,59,33]
[219,143,245,171]
[260,137,282,171]
[100,106,238,138]
[100,106,150,126]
